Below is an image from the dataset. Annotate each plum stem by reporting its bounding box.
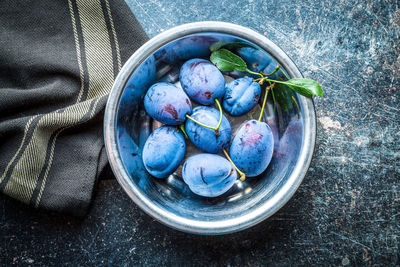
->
[271,84,277,112]
[262,64,280,76]
[179,124,188,139]
[291,95,301,119]
[185,98,223,133]
[245,68,264,78]
[254,65,292,86]
[223,149,246,181]
[281,67,290,80]
[185,114,215,131]
[260,78,291,86]
[214,98,223,131]
[258,83,273,122]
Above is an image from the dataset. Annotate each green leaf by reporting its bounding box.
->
[273,83,293,112]
[223,42,257,51]
[210,41,229,52]
[210,49,247,72]
[281,78,323,98]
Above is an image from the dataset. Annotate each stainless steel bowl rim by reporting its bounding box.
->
[104,21,316,235]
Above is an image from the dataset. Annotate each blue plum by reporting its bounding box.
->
[237,47,271,73]
[229,120,274,177]
[179,58,225,105]
[155,35,219,63]
[226,48,272,78]
[182,153,237,197]
[119,55,156,115]
[144,82,192,125]
[223,78,261,116]
[185,106,231,153]
[142,126,186,178]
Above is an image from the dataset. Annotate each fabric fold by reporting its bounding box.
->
[0,0,148,216]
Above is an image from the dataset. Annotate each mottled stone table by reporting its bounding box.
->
[1,0,399,265]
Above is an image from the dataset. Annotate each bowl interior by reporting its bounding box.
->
[115,32,304,223]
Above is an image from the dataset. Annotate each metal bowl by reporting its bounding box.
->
[104,21,316,235]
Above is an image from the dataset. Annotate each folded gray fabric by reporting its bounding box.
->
[0,0,148,216]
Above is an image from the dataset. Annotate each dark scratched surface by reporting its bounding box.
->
[1,0,399,266]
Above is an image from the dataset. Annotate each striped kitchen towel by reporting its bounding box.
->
[0,0,148,216]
